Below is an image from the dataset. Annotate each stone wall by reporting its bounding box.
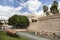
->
[27,14,60,36]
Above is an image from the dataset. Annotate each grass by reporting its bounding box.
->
[0,32,27,40]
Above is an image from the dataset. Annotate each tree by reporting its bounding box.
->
[19,15,29,29]
[43,5,50,16]
[43,5,48,13]
[8,15,29,29]
[50,1,59,14]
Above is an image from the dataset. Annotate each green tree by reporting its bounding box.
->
[43,5,50,16]
[50,1,59,14]
[43,5,48,12]
[8,15,29,29]
[19,15,29,29]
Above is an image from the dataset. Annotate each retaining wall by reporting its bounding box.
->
[27,14,60,36]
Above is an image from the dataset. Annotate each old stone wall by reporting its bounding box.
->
[27,14,60,36]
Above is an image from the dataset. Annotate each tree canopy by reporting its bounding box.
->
[43,5,48,13]
[50,1,59,14]
[43,5,50,16]
[43,1,59,16]
[8,15,29,29]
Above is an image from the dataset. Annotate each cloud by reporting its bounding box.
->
[0,16,9,20]
[19,0,45,16]
[34,10,46,16]
[26,0,45,16]
[20,10,46,17]
[0,5,13,17]
[2,0,60,20]
[58,2,60,13]
[58,2,60,9]
[0,5,22,20]
[21,0,42,12]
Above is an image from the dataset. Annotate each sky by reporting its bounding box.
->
[0,0,60,20]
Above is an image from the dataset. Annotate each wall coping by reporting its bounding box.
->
[38,14,60,21]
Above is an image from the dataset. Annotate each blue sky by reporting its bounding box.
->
[0,0,60,10]
[40,0,60,5]
[0,0,59,7]
[0,0,60,20]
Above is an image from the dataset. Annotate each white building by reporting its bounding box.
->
[0,16,13,31]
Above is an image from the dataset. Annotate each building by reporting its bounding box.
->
[0,17,13,31]
[25,14,39,23]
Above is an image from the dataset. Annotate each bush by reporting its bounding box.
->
[6,32,19,38]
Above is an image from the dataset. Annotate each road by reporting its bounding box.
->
[16,32,51,40]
